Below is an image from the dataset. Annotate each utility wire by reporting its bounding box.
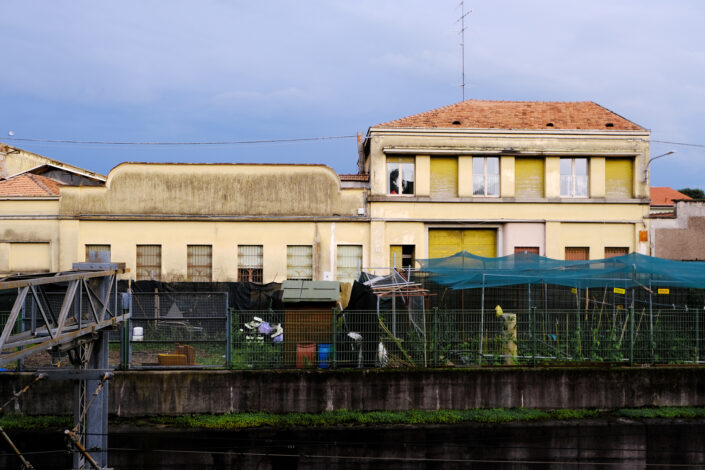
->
[1,135,357,146]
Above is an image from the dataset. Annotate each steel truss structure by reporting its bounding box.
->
[0,263,128,469]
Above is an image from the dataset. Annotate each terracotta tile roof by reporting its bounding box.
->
[0,173,62,197]
[650,187,692,206]
[375,100,644,131]
[339,173,370,182]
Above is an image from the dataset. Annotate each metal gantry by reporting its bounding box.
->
[0,262,128,469]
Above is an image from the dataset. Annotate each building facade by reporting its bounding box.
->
[0,100,653,282]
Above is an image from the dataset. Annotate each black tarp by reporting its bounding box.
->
[118,281,283,312]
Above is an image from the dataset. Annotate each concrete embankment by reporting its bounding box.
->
[1,367,704,416]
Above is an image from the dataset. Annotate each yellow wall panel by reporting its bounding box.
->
[428,229,496,259]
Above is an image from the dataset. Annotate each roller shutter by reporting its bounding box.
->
[605,158,633,199]
[430,157,458,198]
[515,158,544,198]
[428,229,496,259]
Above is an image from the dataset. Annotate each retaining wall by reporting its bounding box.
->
[1,367,703,417]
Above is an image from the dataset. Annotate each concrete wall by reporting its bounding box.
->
[651,200,705,261]
[2,368,704,416]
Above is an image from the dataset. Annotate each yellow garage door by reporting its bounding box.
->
[428,229,496,259]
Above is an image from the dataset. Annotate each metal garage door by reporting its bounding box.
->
[428,229,497,259]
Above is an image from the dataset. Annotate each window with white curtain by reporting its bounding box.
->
[472,157,500,196]
[560,158,588,197]
[336,245,362,282]
[238,245,263,283]
[287,245,313,280]
[136,245,161,281]
[187,245,212,282]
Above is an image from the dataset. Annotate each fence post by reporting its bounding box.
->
[531,306,536,367]
[226,307,233,369]
[332,307,338,369]
[629,293,635,366]
[695,307,700,364]
[478,275,485,366]
[432,307,439,367]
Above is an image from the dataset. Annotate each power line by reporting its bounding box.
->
[1,135,357,146]
[651,139,705,149]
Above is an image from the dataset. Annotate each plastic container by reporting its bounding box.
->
[318,343,332,369]
[296,343,316,368]
[133,326,144,342]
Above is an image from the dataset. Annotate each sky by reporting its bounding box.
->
[1,1,704,189]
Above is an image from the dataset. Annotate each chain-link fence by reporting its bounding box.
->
[1,288,703,370]
[121,292,229,368]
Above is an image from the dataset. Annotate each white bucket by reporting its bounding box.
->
[133,326,144,342]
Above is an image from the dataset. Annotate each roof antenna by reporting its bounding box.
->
[457,2,471,101]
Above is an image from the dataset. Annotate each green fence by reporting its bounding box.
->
[2,291,702,370]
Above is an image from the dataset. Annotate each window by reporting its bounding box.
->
[605,158,633,199]
[287,245,313,280]
[514,158,545,198]
[430,157,458,198]
[238,245,263,283]
[565,247,589,261]
[514,246,540,255]
[560,158,588,197]
[604,247,629,258]
[337,245,362,282]
[387,157,414,195]
[136,245,161,281]
[472,157,499,196]
[187,245,212,282]
[390,245,415,270]
[85,244,110,262]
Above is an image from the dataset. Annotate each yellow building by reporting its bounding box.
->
[0,100,652,282]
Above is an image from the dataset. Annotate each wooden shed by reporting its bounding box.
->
[281,280,340,366]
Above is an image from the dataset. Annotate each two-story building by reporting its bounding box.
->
[0,100,652,282]
[363,100,651,268]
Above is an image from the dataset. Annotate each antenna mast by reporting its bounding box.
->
[457,2,471,101]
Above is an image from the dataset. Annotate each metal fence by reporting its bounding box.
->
[1,289,703,370]
[120,292,229,368]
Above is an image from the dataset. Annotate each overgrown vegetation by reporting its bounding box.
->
[4,407,705,431]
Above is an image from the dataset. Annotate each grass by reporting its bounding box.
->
[4,406,705,431]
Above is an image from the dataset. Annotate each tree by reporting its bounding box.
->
[678,188,705,200]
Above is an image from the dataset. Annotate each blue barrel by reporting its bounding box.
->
[318,344,331,369]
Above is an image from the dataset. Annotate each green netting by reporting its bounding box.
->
[417,251,705,290]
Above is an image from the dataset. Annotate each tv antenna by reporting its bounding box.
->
[457,1,471,100]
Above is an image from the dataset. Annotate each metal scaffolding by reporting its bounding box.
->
[0,262,128,469]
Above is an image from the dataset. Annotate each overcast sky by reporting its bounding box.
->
[1,1,703,189]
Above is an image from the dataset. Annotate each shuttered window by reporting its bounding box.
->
[337,245,362,282]
[515,158,545,198]
[187,245,212,282]
[287,245,313,280]
[605,158,633,199]
[136,245,161,281]
[514,246,540,255]
[430,157,458,198]
[565,247,589,261]
[85,244,111,262]
[238,245,263,283]
[387,157,415,195]
[428,229,496,259]
[472,157,499,196]
[560,158,588,197]
[604,247,629,258]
